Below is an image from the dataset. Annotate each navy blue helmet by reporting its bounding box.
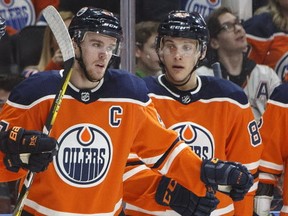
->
[68,7,123,43]
[156,10,209,49]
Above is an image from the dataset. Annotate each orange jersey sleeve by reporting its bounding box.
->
[123,163,171,215]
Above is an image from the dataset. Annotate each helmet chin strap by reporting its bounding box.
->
[75,42,103,83]
[165,68,193,87]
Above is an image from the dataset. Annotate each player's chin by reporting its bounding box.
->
[90,69,106,80]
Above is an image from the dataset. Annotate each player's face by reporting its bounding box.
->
[78,32,117,81]
[212,12,247,53]
[159,37,201,85]
[136,33,160,75]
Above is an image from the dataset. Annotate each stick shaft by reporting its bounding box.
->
[12,6,74,215]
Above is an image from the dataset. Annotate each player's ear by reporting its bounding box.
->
[158,50,164,62]
[210,38,219,50]
[135,45,142,58]
[71,38,78,50]
[200,44,207,60]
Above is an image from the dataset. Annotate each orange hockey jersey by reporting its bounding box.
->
[123,75,263,216]
[244,12,288,81]
[0,70,207,215]
[258,83,288,215]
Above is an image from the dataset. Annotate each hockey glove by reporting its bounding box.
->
[156,176,219,216]
[0,126,57,173]
[200,158,254,201]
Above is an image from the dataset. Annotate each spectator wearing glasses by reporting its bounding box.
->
[196,6,280,123]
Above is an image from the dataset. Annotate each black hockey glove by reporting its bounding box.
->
[0,126,57,173]
[200,158,254,201]
[0,16,5,39]
[156,176,219,216]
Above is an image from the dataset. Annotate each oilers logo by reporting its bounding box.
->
[54,124,112,188]
[0,0,36,31]
[184,0,221,18]
[170,122,214,160]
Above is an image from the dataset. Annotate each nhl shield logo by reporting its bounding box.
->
[181,95,191,104]
[81,91,90,102]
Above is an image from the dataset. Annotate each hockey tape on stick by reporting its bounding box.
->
[13,6,75,216]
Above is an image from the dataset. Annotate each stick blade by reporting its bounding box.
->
[42,6,75,61]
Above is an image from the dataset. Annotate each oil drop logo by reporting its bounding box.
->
[54,124,112,188]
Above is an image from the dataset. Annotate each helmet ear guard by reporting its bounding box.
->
[72,30,85,43]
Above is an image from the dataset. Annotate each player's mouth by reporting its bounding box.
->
[95,62,106,68]
[172,65,184,72]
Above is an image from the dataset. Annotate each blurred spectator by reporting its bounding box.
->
[135,21,161,77]
[22,10,74,77]
[0,74,23,213]
[244,0,288,82]
[196,6,281,123]
[0,0,59,35]
[37,11,73,71]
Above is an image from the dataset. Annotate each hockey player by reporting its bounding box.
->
[123,10,263,216]
[196,6,281,123]
[0,7,253,215]
[254,83,288,216]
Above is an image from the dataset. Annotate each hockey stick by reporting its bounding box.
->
[211,62,233,193]
[13,6,75,216]
[211,62,222,79]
